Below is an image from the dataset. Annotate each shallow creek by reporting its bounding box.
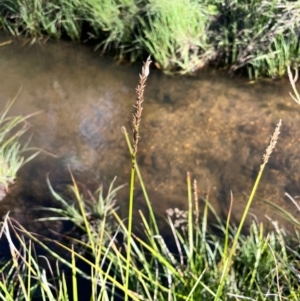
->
[0,36,300,235]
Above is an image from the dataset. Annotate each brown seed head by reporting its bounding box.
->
[260,119,282,173]
[132,56,152,156]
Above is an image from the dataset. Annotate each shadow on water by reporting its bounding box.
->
[0,34,300,244]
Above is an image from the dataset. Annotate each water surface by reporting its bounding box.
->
[0,35,300,234]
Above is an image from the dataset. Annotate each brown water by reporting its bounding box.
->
[1,36,300,234]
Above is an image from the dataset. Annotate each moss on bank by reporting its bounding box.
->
[0,0,300,78]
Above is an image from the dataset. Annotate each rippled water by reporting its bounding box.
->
[1,34,300,234]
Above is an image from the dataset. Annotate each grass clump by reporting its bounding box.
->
[2,62,300,301]
[3,184,300,301]
[216,0,300,79]
[84,0,141,57]
[0,92,38,200]
[0,0,85,40]
[137,0,216,74]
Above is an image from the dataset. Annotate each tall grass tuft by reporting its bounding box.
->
[124,55,151,301]
[137,0,217,74]
[1,0,84,40]
[214,0,300,79]
[84,0,141,59]
[214,119,282,300]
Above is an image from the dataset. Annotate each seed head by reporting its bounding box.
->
[132,56,152,156]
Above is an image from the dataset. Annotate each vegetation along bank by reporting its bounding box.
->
[0,0,300,78]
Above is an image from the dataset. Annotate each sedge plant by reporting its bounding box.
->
[124,56,152,301]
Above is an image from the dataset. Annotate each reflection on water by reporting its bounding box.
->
[0,35,300,234]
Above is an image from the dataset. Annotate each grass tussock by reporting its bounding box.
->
[0,92,39,200]
[1,0,300,78]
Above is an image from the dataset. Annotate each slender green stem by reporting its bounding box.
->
[214,118,281,300]
[187,172,194,266]
[124,56,151,300]
[71,245,78,301]
[125,155,136,301]
[214,168,264,301]
[122,126,159,235]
